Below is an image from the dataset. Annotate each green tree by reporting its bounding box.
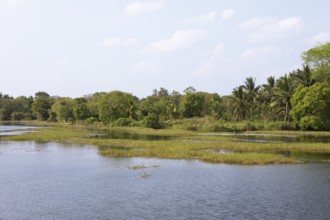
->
[182,92,205,118]
[201,93,222,119]
[35,91,50,98]
[183,86,196,94]
[256,76,276,121]
[51,98,74,122]
[10,96,34,120]
[272,74,295,122]
[293,65,315,87]
[139,88,181,121]
[243,77,260,119]
[73,98,91,120]
[98,91,137,124]
[143,113,161,129]
[231,86,249,121]
[0,94,14,120]
[32,92,53,121]
[290,82,330,130]
[301,42,330,83]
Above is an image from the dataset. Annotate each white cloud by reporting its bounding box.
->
[182,12,216,23]
[125,1,165,15]
[240,16,303,42]
[239,17,276,29]
[311,32,330,44]
[194,43,225,77]
[240,46,281,58]
[147,29,206,52]
[222,8,235,20]
[104,37,136,48]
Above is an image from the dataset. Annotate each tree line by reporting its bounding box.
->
[1,43,330,130]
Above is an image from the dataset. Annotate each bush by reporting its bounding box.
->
[143,113,161,129]
[86,117,98,125]
[300,116,322,131]
[244,122,257,131]
[112,118,135,127]
[11,112,25,121]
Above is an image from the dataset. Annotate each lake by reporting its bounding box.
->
[1,126,330,219]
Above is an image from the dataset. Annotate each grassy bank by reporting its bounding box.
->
[2,124,330,165]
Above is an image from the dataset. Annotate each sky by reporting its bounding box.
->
[1,0,330,98]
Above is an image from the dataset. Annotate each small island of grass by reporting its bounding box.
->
[3,124,330,165]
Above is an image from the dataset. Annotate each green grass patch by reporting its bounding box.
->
[2,125,330,165]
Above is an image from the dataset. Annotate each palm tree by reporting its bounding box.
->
[243,77,260,119]
[232,86,249,121]
[272,74,295,122]
[293,65,315,87]
[257,76,276,120]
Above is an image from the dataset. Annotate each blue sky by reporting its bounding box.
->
[1,0,330,98]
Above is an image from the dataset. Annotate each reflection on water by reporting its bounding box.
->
[0,141,330,220]
[287,151,330,162]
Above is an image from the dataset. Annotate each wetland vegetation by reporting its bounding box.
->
[2,124,330,165]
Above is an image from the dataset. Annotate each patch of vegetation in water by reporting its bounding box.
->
[2,126,330,165]
[90,131,173,141]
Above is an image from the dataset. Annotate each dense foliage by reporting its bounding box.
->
[1,43,330,130]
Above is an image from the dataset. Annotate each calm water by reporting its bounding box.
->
[0,125,36,136]
[1,141,330,220]
[200,133,330,143]
[1,125,330,219]
[90,129,330,143]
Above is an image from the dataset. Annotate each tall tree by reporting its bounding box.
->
[73,98,91,120]
[243,77,260,119]
[292,65,315,87]
[291,82,330,130]
[257,76,276,120]
[272,74,295,122]
[232,86,249,121]
[181,92,205,118]
[51,98,74,122]
[98,91,137,124]
[301,42,330,83]
[32,92,53,121]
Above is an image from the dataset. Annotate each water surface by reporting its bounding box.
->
[0,125,37,136]
[0,141,329,220]
[200,133,330,143]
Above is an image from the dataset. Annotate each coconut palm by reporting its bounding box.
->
[257,76,276,120]
[272,74,295,122]
[293,65,315,87]
[232,86,249,121]
[243,77,261,119]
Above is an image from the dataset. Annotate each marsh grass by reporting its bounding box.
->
[2,125,330,165]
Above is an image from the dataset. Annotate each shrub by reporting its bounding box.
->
[86,117,98,125]
[11,112,25,121]
[143,113,161,129]
[300,116,322,131]
[112,118,135,127]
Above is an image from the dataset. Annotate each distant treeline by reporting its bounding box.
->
[1,43,330,130]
